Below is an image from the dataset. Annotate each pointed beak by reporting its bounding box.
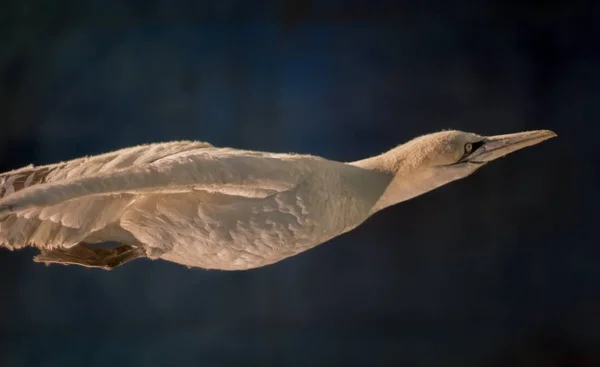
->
[468,129,557,163]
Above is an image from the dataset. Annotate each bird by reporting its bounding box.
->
[0,129,556,271]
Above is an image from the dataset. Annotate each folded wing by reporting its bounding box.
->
[0,141,319,252]
[0,148,315,215]
[0,141,214,249]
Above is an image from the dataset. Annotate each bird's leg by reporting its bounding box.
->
[33,243,146,271]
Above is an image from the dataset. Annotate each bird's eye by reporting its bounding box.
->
[464,143,473,153]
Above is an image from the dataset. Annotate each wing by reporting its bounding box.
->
[0,143,325,252]
[0,140,214,199]
[0,140,214,198]
[0,148,321,215]
[0,141,214,249]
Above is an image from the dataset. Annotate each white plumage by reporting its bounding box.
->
[0,129,556,270]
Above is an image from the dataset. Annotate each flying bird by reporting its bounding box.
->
[0,129,556,271]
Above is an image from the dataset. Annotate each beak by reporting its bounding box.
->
[468,129,557,163]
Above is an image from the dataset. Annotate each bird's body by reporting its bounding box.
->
[0,129,556,270]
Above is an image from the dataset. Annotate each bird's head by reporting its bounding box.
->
[359,129,557,211]
[398,129,557,173]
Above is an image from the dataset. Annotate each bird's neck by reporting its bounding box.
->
[351,147,454,213]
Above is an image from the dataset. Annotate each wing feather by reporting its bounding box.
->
[0,148,320,215]
[0,140,213,199]
[0,194,135,249]
[0,140,213,249]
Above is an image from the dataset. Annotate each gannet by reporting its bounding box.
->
[0,129,556,271]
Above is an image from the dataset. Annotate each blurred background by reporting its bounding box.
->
[0,0,598,366]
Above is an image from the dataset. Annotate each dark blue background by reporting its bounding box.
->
[0,1,598,366]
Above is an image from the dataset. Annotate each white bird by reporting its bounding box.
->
[0,129,556,271]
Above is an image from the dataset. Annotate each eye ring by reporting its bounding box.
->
[464,143,473,153]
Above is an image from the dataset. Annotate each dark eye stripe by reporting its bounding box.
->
[470,140,485,152]
[458,140,485,162]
